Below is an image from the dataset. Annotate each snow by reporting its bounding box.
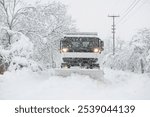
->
[64,32,98,38]
[64,35,99,38]
[0,47,9,57]
[10,32,33,58]
[55,68,104,79]
[0,68,150,100]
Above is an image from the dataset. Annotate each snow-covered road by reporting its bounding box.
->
[0,68,150,100]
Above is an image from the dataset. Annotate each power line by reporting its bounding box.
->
[117,0,142,25]
[119,0,137,16]
[118,0,148,25]
[108,15,120,55]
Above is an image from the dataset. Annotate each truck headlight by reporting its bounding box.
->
[93,48,100,53]
[63,65,68,68]
[62,48,68,53]
[61,63,69,68]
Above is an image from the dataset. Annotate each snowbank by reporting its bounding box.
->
[0,68,150,100]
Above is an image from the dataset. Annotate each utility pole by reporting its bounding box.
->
[108,15,119,55]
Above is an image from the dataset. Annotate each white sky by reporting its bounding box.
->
[24,0,150,41]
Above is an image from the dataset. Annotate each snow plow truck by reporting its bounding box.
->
[55,32,104,79]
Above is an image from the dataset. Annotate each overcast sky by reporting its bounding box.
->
[25,0,150,41]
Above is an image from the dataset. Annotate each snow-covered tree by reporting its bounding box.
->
[0,0,76,73]
[103,28,150,73]
[0,0,35,47]
[0,0,22,45]
[17,1,76,68]
[129,28,150,73]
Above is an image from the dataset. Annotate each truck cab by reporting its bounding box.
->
[59,32,104,69]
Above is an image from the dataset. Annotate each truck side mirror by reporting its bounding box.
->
[101,41,104,46]
[100,41,104,51]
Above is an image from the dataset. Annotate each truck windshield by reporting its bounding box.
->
[61,37,99,52]
[71,41,90,48]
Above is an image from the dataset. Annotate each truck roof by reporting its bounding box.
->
[64,32,99,38]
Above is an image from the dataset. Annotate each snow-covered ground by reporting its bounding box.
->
[0,68,150,100]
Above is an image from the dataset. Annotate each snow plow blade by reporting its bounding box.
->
[54,68,104,80]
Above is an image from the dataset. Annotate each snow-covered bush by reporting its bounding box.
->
[9,57,42,72]
[8,32,40,71]
[0,27,42,72]
[10,32,33,58]
[103,28,150,73]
